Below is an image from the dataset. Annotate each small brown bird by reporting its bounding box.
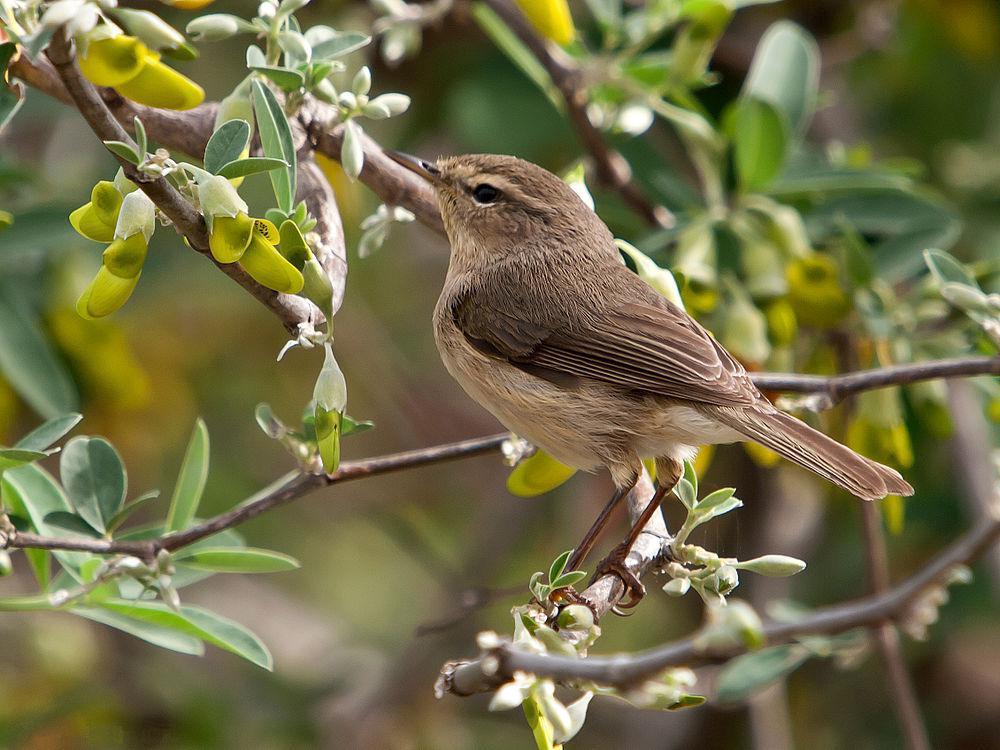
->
[390,152,913,603]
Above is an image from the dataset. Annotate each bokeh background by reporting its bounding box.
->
[2,0,1000,747]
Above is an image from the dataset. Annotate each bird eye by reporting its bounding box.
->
[472,184,500,204]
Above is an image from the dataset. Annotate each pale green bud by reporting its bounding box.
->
[114,190,156,243]
[736,554,806,577]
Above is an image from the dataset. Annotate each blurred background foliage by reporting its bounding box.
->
[1,0,999,747]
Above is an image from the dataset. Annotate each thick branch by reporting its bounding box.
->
[481,0,673,228]
[439,506,1000,696]
[37,37,320,334]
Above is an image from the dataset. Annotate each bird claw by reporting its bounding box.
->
[592,542,646,612]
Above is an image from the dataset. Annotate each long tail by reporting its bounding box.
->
[709,406,914,501]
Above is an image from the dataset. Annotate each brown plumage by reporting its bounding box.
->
[389,151,912,596]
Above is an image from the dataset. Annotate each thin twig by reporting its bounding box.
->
[480,0,673,228]
[438,508,1000,696]
[3,434,509,559]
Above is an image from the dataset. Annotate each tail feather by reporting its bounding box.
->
[710,406,914,501]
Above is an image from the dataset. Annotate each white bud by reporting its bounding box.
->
[115,190,156,242]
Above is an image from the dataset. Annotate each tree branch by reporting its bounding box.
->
[438,504,1000,696]
[3,433,510,560]
[37,35,320,335]
[480,0,673,228]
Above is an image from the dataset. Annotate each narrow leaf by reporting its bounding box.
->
[106,489,161,533]
[97,599,272,669]
[216,156,287,180]
[43,510,102,537]
[716,644,812,703]
[731,98,788,190]
[548,549,572,583]
[74,606,206,656]
[166,418,209,532]
[15,413,82,452]
[0,448,50,471]
[252,79,297,213]
[103,140,141,164]
[0,285,79,419]
[173,547,301,573]
[249,65,306,91]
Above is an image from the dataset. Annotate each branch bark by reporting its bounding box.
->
[3,433,509,560]
[41,33,321,335]
[438,505,1000,696]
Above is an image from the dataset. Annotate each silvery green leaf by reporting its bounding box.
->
[204,119,252,175]
[682,460,698,496]
[115,191,156,243]
[676,477,696,510]
[246,45,267,68]
[310,29,372,60]
[254,403,286,439]
[278,30,311,63]
[940,282,988,312]
[735,555,806,577]
[368,93,410,116]
[548,549,572,582]
[133,117,148,156]
[341,120,364,179]
[103,141,140,165]
[693,488,741,524]
[352,66,372,96]
[616,239,684,308]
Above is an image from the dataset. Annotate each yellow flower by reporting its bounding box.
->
[786,253,851,329]
[163,0,217,8]
[507,449,576,497]
[514,0,575,45]
[69,181,122,242]
[78,35,204,111]
[208,213,304,294]
[76,233,148,319]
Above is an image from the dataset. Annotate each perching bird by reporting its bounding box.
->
[389,152,914,604]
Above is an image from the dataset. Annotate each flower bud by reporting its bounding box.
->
[514,0,575,45]
[113,8,187,52]
[556,604,594,631]
[114,190,156,242]
[368,93,410,116]
[736,555,806,577]
[352,66,372,96]
[663,577,690,596]
[186,14,245,42]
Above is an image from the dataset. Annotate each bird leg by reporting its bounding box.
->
[591,460,682,610]
[564,474,638,574]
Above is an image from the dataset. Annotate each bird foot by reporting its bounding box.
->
[592,542,646,612]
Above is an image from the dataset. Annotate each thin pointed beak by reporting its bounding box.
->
[386,151,441,184]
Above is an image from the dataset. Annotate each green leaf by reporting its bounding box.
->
[15,413,82,452]
[73,606,206,656]
[106,490,161,533]
[0,448,50,471]
[693,488,741,523]
[0,285,79,419]
[204,119,251,174]
[250,65,306,91]
[471,3,561,109]
[3,464,87,580]
[730,98,787,190]
[742,21,819,135]
[103,140,141,164]
[60,436,127,534]
[341,414,374,436]
[0,43,24,133]
[216,157,287,180]
[133,116,148,156]
[252,79,297,213]
[42,510,103,537]
[548,549,572,583]
[173,547,300,573]
[715,644,812,703]
[924,249,978,288]
[550,570,587,589]
[165,418,209,532]
[310,31,371,60]
[97,599,272,669]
